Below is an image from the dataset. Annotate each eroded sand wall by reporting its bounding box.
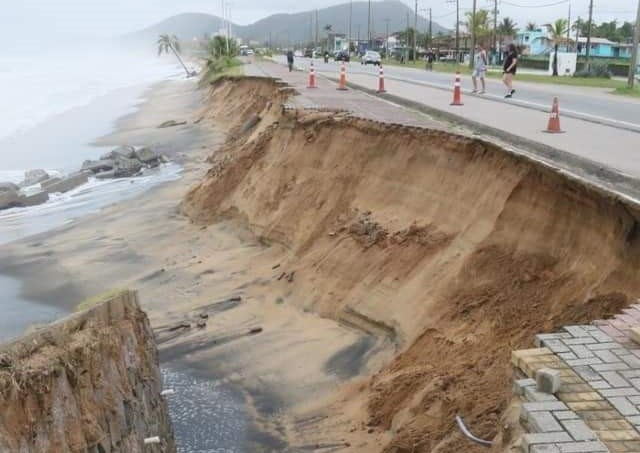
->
[183,77,640,452]
[0,290,175,453]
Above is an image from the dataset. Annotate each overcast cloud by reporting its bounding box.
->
[1,0,637,40]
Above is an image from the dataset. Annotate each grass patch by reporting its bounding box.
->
[199,57,243,86]
[275,297,284,305]
[613,86,640,98]
[76,288,126,312]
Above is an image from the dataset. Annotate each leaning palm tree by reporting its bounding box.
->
[497,17,517,49]
[157,34,191,77]
[544,19,568,76]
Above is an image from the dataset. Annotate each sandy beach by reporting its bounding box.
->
[0,70,388,451]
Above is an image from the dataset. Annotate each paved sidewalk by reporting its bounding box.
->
[244,58,640,204]
[512,306,640,452]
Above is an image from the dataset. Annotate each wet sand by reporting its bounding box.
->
[0,74,385,451]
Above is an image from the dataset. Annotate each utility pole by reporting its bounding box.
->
[429,8,432,50]
[413,0,418,62]
[310,12,314,48]
[406,12,410,62]
[469,0,477,69]
[315,9,319,50]
[348,0,353,54]
[585,0,594,71]
[567,2,571,52]
[493,0,498,61]
[367,0,372,48]
[384,18,390,58]
[628,0,640,88]
[420,8,428,49]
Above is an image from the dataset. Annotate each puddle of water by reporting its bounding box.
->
[162,366,249,453]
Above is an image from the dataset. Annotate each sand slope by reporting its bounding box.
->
[184,77,640,452]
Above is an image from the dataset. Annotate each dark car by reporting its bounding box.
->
[304,48,313,58]
[334,50,350,62]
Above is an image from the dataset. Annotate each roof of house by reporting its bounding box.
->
[577,37,617,45]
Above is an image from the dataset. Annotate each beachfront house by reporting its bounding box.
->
[576,37,630,58]
[516,28,553,56]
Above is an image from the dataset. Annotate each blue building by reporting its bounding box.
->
[516,29,553,56]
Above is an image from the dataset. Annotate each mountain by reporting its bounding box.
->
[126,1,448,46]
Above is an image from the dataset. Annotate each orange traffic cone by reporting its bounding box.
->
[544,97,564,133]
[307,62,317,89]
[450,71,463,106]
[377,65,386,93]
[337,62,348,91]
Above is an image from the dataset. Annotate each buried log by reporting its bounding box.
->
[168,322,190,332]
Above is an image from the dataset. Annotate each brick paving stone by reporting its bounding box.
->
[568,402,612,411]
[578,410,626,421]
[599,388,640,398]
[590,381,613,390]
[563,384,602,393]
[515,378,538,396]
[560,353,580,361]
[567,358,604,367]
[594,350,623,364]
[618,355,640,368]
[561,419,598,441]
[566,338,600,345]
[524,402,571,412]
[595,430,640,441]
[627,396,640,404]
[565,326,592,338]
[536,333,574,347]
[575,366,607,382]
[621,371,640,380]
[607,397,640,416]
[586,419,634,430]
[528,387,561,402]
[624,415,640,425]
[599,372,630,388]
[571,346,596,359]
[544,339,572,353]
[559,393,603,403]
[592,363,631,372]
[531,445,561,453]
[591,331,615,343]
[523,433,574,451]
[554,411,580,420]
[528,411,565,432]
[588,343,624,351]
[627,378,640,391]
[556,441,609,452]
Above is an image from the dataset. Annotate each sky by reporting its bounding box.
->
[0,0,637,40]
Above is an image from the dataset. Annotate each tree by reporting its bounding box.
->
[526,22,537,31]
[497,17,517,49]
[545,19,568,76]
[464,9,492,43]
[207,35,238,58]
[324,24,333,33]
[157,34,191,77]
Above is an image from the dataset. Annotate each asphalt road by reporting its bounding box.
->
[275,55,640,132]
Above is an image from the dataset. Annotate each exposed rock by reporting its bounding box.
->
[42,171,89,194]
[0,182,18,193]
[101,145,136,160]
[17,191,49,207]
[158,120,187,129]
[95,170,116,180]
[113,155,143,177]
[40,177,62,189]
[21,169,49,187]
[0,190,20,210]
[82,159,115,173]
[133,147,160,163]
[240,113,261,134]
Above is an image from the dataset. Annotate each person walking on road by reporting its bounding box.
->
[503,43,518,98]
[425,51,434,71]
[286,49,294,72]
[472,43,487,94]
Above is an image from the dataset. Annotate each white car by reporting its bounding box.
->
[362,51,382,66]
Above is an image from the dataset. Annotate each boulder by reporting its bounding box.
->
[132,147,160,164]
[82,159,114,173]
[21,169,49,187]
[112,156,143,177]
[0,182,19,193]
[158,120,187,129]
[43,171,89,194]
[0,190,20,210]
[95,170,116,180]
[41,177,62,190]
[100,145,136,161]
[17,191,49,207]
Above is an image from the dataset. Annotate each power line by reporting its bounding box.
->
[501,0,569,8]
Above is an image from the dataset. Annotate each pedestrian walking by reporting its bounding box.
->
[286,49,294,72]
[471,44,487,94]
[502,43,518,98]
[425,51,434,71]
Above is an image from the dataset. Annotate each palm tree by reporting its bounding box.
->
[157,34,191,77]
[497,17,517,49]
[544,19,568,76]
[526,22,537,31]
[464,9,491,42]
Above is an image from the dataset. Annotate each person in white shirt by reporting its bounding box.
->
[472,43,488,94]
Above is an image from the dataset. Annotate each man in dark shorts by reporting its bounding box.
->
[286,50,294,72]
[503,43,518,98]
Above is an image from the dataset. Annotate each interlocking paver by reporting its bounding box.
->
[594,350,623,364]
[607,397,639,416]
[528,411,565,432]
[599,388,640,398]
[555,441,608,452]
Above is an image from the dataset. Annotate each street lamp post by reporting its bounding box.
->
[469,0,477,69]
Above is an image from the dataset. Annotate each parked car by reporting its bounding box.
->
[304,48,313,58]
[361,50,381,66]
[334,51,350,62]
[246,49,254,56]
[294,50,303,58]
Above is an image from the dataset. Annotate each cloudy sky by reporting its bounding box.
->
[1,0,637,39]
